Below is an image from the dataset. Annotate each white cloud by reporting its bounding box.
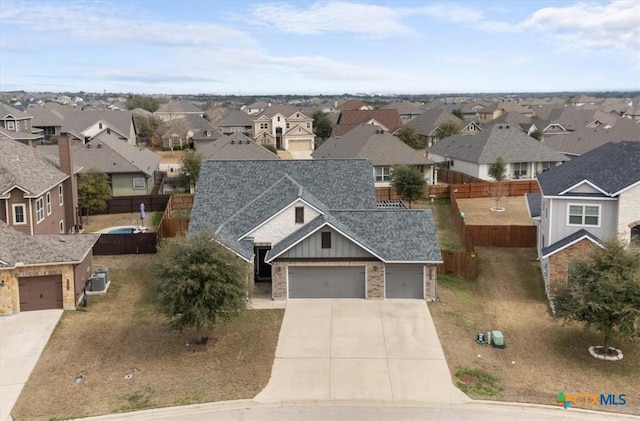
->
[251,1,414,37]
[414,4,517,32]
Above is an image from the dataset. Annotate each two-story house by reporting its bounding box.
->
[252,105,315,157]
[0,103,44,144]
[534,141,640,299]
[0,136,80,235]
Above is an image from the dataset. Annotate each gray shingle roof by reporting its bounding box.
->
[405,109,462,136]
[0,222,99,267]
[257,105,306,119]
[191,159,377,227]
[217,110,253,127]
[29,104,133,139]
[0,103,31,119]
[156,100,203,114]
[537,141,640,196]
[198,134,280,160]
[542,119,640,156]
[0,138,68,196]
[267,209,442,263]
[541,229,601,259]
[525,192,541,218]
[312,124,431,166]
[427,125,567,164]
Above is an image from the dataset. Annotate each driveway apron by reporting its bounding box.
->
[0,309,63,421]
[255,299,468,403]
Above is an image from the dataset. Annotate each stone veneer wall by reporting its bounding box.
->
[271,260,385,300]
[424,264,438,301]
[0,264,76,315]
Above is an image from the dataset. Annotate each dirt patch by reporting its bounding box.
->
[155,150,187,164]
[430,247,639,415]
[11,255,284,420]
[456,196,533,225]
[83,212,161,233]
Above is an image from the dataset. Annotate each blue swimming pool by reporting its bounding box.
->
[103,226,147,234]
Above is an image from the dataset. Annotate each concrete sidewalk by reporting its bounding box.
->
[255,299,468,403]
[0,309,63,421]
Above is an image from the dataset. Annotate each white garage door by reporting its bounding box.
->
[385,264,424,299]
[288,139,312,151]
[288,266,366,298]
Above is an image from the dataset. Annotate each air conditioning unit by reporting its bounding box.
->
[89,273,106,292]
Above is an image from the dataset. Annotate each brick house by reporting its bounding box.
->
[533,141,640,299]
[189,159,442,301]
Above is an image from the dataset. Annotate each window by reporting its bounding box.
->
[59,185,64,205]
[321,231,332,249]
[568,204,600,226]
[132,177,146,190]
[59,220,65,234]
[277,116,280,122]
[260,123,268,130]
[374,166,391,182]
[7,121,15,130]
[12,204,26,225]
[98,123,103,129]
[46,192,52,215]
[36,197,44,223]
[306,122,311,129]
[295,206,304,224]
[286,123,290,129]
[513,162,528,179]
[539,162,554,173]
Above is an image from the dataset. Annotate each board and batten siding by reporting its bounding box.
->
[549,198,617,244]
[280,227,375,259]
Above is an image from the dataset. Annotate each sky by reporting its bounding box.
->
[0,0,639,95]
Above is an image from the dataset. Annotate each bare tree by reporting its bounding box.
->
[488,157,508,212]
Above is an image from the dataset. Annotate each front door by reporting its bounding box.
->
[255,247,272,282]
[275,127,283,149]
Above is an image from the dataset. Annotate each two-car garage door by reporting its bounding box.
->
[19,275,63,311]
[288,266,365,298]
[385,264,424,299]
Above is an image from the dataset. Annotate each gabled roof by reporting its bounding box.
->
[0,221,99,267]
[156,100,203,114]
[0,127,43,141]
[381,101,424,116]
[542,119,640,156]
[312,124,430,166]
[0,137,68,197]
[333,109,403,137]
[256,105,308,119]
[405,109,462,136]
[427,125,567,164]
[161,114,219,140]
[525,192,541,219]
[189,159,378,241]
[198,133,280,160]
[340,99,368,111]
[29,104,133,138]
[217,110,253,127]
[266,209,442,263]
[541,229,602,259]
[537,141,640,196]
[0,103,32,120]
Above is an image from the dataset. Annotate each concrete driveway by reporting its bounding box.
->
[0,309,63,421]
[255,299,468,404]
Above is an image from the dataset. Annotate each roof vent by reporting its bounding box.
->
[97,143,102,148]
[498,125,503,129]
[86,143,92,148]
[505,124,509,129]
[231,139,235,144]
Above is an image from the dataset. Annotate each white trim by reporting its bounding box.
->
[558,179,610,196]
[59,220,65,234]
[543,195,617,201]
[541,235,603,259]
[46,192,52,215]
[210,238,252,263]
[132,177,146,190]
[59,184,64,206]
[11,203,27,225]
[612,179,640,196]
[237,198,325,241]
[566,203,601,228]
[35,197,44,223]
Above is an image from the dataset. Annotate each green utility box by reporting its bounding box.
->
[491,330,504,348]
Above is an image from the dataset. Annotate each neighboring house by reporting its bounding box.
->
[339,99,372,111]
[160,114,220,149]
[216,110,254,136]
[381,101,424,121]
[154,100,204,122]
[332,109,403,137]
[198,133,280,160]
[0,221,98,314]
[243,101,270,115]
[29,103,137,145]
[426,125,567,181]
[39,136,161,197]
[252,105,315,157]
[405,109,480,147]
[0,137,80,235]
[189,159,442,301]
[0,103,44,144]
[533,141,640,299]
[312,124,433,187]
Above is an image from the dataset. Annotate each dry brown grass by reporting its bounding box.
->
[155,150,187,164]
[430,247,640,415]
[413,199,464,251]
[83,213,161,233]
[12,255,283,421]
[456,196,533,225]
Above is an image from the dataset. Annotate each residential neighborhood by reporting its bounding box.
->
[1,0,639,419]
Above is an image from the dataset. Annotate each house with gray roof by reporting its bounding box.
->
[0,103,44,144]
[532,141,640,300]
[252,105,315,158]
[189,159,442,301]
[39,135,161,197]
[312,124,433,186]
[426,124,567,181]
[0,137,80,235]
[198,133,280,160]
[159,114,220,150]
[405,109,480,147]
[216,109,254,136]
[0,221,99,314]
[381,101,424,122]
[154,100,204,122]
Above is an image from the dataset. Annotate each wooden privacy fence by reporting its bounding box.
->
[93,233,158,255]
[437,168,486,184]
[156,194,193,241]
[450,180,540,199]
[438,250,478,279]
[466,225,537,247]
[93,195,170,214]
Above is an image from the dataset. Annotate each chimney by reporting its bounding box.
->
[58,136,79,232]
